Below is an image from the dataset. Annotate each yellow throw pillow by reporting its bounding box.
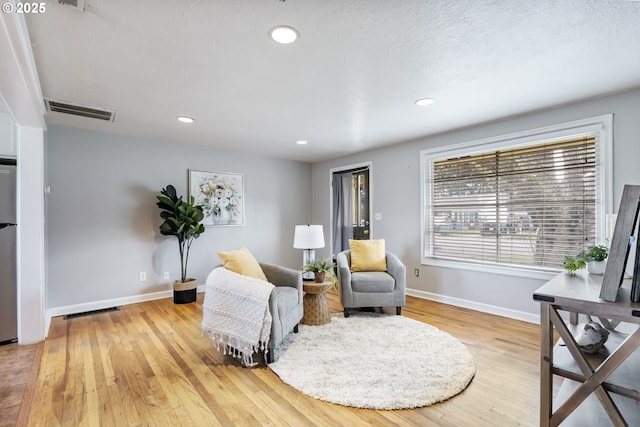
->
[349,239,387,272]
[217,247,268,281]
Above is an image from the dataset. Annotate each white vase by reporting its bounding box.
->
[214,208,232,225]
[588,260,606,275]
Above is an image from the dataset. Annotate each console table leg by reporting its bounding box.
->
[549,308,631,426]
[540,302,553,427]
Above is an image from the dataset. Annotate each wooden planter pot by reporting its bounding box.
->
[174,278,197,304]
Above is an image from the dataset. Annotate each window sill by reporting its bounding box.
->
[422,257,560,281]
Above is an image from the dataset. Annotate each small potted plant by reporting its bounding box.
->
[302,257,336,283]
[563,245,608,275]
[585,245,608,274]
[157,184,206,303]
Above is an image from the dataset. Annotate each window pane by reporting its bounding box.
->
[426,136,597,270]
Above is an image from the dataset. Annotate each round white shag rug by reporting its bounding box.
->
[268,313,476,410]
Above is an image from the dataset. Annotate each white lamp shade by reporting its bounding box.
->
[293,225,325,249]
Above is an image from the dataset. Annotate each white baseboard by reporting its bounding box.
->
[44,315,51,340]
[406,288,540,324]
[44,285,207,337]
[43,286,536,338]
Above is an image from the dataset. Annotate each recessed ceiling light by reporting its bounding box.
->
[177,116,194,123]
[270,26,299,44]
[415,98,435,106]
[296,140,308,145]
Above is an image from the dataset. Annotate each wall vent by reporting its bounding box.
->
[45,98,116,122]
[57,0,85,11]
[64,306,120,320]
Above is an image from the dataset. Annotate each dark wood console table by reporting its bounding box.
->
[533,270,640,426]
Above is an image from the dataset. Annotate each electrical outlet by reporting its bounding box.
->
[414,268,420,277]
[139,272,147,281]
[163,272,170,280]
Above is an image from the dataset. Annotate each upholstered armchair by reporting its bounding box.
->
[260,262,304,363]
[203,247,303,365]
[336,250,406,318]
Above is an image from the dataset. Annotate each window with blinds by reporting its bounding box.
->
[423,134,602,271]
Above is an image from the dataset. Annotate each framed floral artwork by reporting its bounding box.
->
[188,170,244,226]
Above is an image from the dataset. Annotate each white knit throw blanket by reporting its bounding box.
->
[202,267,275,366]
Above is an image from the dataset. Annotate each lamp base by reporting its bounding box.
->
[302,249,315,281]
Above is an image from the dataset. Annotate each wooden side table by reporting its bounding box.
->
[301,281,332,326]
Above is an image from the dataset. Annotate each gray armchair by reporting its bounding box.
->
[336,250,406,318]
[260,262,303,363]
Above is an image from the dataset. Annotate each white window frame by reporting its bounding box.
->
[420,115,613,280]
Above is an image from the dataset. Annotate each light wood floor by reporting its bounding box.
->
[10,291,541,426]
[0,340,40,427]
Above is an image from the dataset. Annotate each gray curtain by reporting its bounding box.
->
[332,171,353,255]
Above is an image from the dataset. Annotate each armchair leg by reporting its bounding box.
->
[266,350,274,364]
[396,306,402,315]
[293,324,299,333]
[344,308,350,318]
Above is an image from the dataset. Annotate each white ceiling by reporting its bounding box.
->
[25,0,640,163]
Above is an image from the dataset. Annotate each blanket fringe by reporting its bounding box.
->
[202,328,269,367]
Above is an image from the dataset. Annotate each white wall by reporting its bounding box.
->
[311,89,640,322]
[16,125,45,343]
[1,11,47,343]
[46,125,311,314]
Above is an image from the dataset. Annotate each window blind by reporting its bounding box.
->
[426,135,597,270]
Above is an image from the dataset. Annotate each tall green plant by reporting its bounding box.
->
[156,185,205,283]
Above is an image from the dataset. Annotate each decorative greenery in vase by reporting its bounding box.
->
[302,257,337,284]
[156,185,206,283]
[563,245,608,273]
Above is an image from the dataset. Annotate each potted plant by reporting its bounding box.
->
[563,245,608,275]
[302,257,336,283]
[157,185,206,303]
[585,245,608,274]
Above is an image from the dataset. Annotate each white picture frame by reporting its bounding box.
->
[188,170,244,227]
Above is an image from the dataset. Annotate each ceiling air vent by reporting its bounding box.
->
[45,99,116,122]
[57,0,84,11]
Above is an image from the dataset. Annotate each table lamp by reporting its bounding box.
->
[293,224,325,280]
